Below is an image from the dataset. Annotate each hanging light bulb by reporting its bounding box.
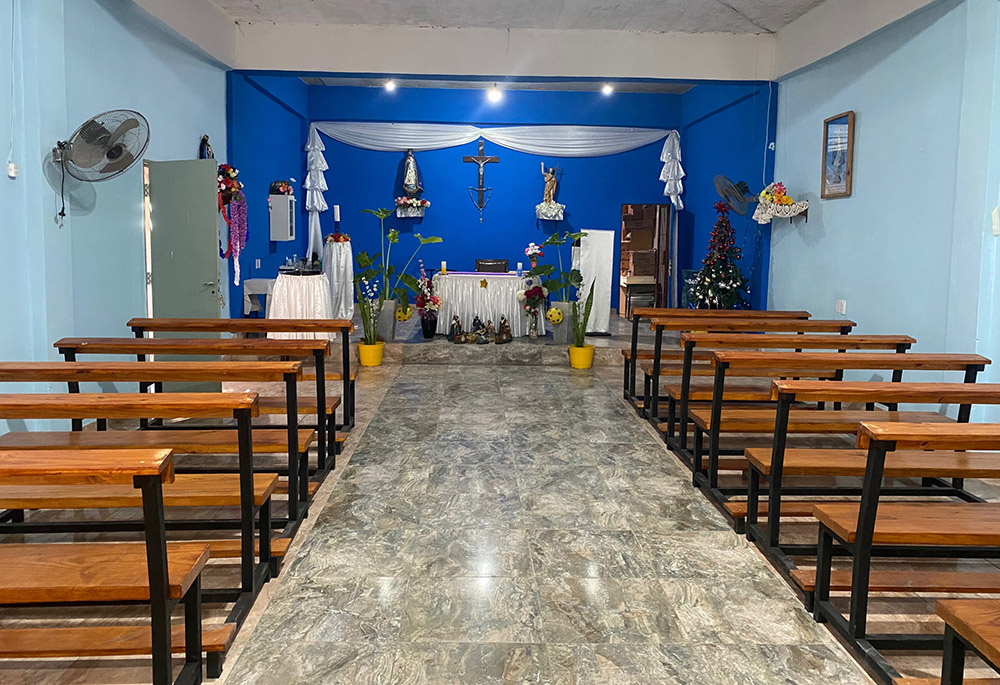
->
[487,85,503,103]
[384,79,397,92]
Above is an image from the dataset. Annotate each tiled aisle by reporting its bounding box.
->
[223,365,873,684]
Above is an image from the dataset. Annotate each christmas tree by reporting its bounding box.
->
[687,201,749,309]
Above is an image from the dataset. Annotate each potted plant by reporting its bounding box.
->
[569,280,596,369]
[354,268,385,366]
[357,208,442,347]
[516,277,548,340]
[527,231,587,345]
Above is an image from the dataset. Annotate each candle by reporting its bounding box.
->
[333,205,341,222]
[441,260,447,275]
[517,262,523,271]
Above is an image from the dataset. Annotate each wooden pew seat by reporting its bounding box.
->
[0,473,279,509]
[814,502,1000,546]
[301,371,355,382]
[689,408,954,433]
[0,541,209,603]
[0,623,235,659]
[745,448,1000,478]
[791,569,1000,594]
[207,536,292,559]
[640,361,838,380]
[257,395,341,416]
[662,379,774,402]
[0,428,316,454]
[937,600,1000,672]
[723,499,828,519]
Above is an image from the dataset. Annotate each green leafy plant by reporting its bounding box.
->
[355,209,443,342]
[571,280,595,348]
[527,230,587,302]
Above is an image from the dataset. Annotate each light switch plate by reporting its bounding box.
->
[7,162,17,179]
[255,259,261,269]
[835,299,847,316]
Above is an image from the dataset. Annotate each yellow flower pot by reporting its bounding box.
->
[568,344,595,369]
[358,341,385,367]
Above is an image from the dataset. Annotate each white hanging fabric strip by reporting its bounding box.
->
[304,121,686,244]
[659,130,685,210]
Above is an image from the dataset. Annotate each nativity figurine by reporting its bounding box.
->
[449,315,465,343]
[495,316,513,344]
[485,320,497,343]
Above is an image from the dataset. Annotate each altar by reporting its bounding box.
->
[433,272,547,338]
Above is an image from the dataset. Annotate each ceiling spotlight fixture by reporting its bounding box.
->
[487,85,503,103]
[601,83,614,96]
[384,79,397,92]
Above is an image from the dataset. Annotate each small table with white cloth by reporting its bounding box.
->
[267,272,335,340]
[433,272,547,337]
[242,278,276,317]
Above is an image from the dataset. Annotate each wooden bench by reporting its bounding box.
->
[127,317,356,431]
[0,393,269,617]
[621,307,810,405]
[745,378,996,555]
[0,361,317,521]
[658,332,913,456]
[936,600,1000,685]
[0,448,209,684]
[641,318,855,426]
[51,338,339,470]
[811,422,1000,684]
[694,352,988,494]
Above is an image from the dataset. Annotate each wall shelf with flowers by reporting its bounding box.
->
[396,196,431,218]
[753,182,809,224]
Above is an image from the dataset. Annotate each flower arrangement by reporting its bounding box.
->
[516,277,548,317]
[753,181,809,224]
[326,232,350,244]
[396,197,431,209]
[217,164,242,204]
[526,231,587,303]
[524,243,544,259]
[269,179,295,195]
[413,260,441,318]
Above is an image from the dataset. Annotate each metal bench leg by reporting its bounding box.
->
[183,576,203,685]
[942,624,966,685]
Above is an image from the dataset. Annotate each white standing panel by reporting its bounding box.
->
[269,195,296,241]
[574,229,615,333]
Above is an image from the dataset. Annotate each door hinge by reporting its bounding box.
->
[143,183,150,198]
[146,272,152,285]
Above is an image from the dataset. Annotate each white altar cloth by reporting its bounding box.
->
[322,241,354,320]
[433,272,547,337]
[267,273,334,340]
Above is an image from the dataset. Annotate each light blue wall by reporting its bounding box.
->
[771,0,995,355]
[0,0,227,428]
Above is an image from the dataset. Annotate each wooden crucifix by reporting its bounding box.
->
[463,138,499,222]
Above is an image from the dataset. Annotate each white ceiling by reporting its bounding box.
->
[209,0,828,34]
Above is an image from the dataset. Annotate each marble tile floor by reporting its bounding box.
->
[217,364,876,685]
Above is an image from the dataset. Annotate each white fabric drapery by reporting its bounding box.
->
[659,131,685,210]
[304,122,686,257]
[571,229,615,334]
[432,272,547,338]
[322,240,355,320]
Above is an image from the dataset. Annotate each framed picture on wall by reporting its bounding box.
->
[821,111,855,198]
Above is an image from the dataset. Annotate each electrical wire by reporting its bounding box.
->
[7,0,18,166]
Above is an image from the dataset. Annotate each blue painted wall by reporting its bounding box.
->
[228,78,776,311]
[770,0,994,383]
[680,82,778,308]
[227,73,309,316]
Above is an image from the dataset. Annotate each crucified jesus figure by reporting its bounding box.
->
[541,162,558,204]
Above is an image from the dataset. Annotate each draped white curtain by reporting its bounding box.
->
[303,122,685,257]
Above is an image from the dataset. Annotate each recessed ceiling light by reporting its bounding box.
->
[384,79,397,92]
[601,83,614,96]
[487,86,503,103]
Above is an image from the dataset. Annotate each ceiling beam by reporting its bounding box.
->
[773,0,938,77]
[233,23,775,82]
[130,0,237,67]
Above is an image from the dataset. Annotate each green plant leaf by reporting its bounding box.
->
[387,229,400,244]
[356,251,374,269]
[415,233,443,245]
[566,269,584,289]
[399,273,421,293]
[541,232,564,247]
[565,231,588,242]
[362,207,393,220]
[527,264,555,277]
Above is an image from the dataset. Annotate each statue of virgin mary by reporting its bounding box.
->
[402,148,423,197]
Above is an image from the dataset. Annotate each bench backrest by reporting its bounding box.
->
[713,351,989,372]
[858,422,1000,450]
[649,319,856,333]
[774,380,1000,404]
[0,393,259,419]
[0,448,173,485]
[632,308,810,319]
[680,333,914,350]
[0,361,303,383]
[53,337,330,357]
[127,317,353,334]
